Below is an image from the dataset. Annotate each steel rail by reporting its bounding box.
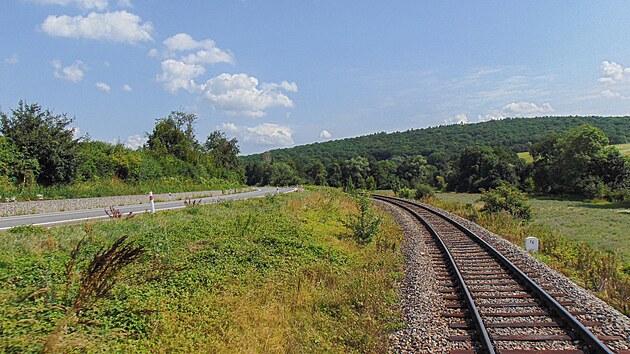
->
[373,195,496,354]
[375,194,614,354]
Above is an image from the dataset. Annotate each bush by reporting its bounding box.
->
[414,183,434,200]
[342,192,382,245]
[479,183,532,220]
[396,187,412,199]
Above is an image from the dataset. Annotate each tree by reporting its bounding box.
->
[531,124,629,198]
[269,162,300,186]
[146,111,199,162]
[1,101,78,185]
[204,130,240,171]
[447,146,521,193]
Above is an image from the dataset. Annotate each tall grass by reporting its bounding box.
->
[428,197,630,315]
[0,187,403,352]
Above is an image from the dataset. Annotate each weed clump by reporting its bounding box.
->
[43,235,145,352]
[342,191,382,245]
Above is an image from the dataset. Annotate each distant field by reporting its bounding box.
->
[517,143,630,162]
[435,193,630,263]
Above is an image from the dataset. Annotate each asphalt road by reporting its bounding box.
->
[0,187,296,231]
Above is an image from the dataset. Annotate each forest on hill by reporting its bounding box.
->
[244,116,630,165]
[243,117,630,201]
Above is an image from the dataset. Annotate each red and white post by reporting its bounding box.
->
[149,191,155,214]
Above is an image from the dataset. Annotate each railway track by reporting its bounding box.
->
[375,194,629,354]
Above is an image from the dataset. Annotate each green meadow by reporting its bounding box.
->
[0,188,403,353]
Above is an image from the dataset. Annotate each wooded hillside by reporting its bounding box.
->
[244,116,630,164]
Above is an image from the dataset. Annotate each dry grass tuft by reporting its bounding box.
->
[42,235,145,353]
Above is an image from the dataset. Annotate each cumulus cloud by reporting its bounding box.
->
[319,130,332,139]
[41,11,153,44]
[503,102,554,115]
[163,33,234,64]
[444,113,468,125]
[155,33,234,94]
[125,134,147,149]
[4,54,19,65]
[479,102,554,122]
[154,33,295,117]
[199,73,295,117]
[156,59,205,93]
[221,122,294,146]
[52,60,86,82]
[122,84,132,92]
[32,0,108,10]
[95,82,111,92]
[598,61,630,84]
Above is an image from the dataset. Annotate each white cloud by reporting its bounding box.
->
[598,61,630,84]
[479,102,554,122]
[117,0,132,7]
[32,0,108,10]
[444,113,468,124]
[199,73,296,117]
[52,60,86,82]
[4,54,19,65]
[95,82,111,92]
[122,84,132,92]
[125,134,147,149]
[71,127,81,139]
[41,11,153,44]
[147,48,159,57]
[156,59,205,93]
[503,102,554,115]
[478,112,506,122]
[162,33,234,65]
[601,89,620,98]
[221,122,294,146]
[319,130,332,139]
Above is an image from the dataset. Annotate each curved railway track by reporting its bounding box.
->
[375,194,628,354]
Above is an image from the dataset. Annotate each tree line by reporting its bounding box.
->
[244,123,629,201]
[2,101,628,201]
[0,101,242,194]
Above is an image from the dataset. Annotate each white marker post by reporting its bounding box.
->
[149,191,155,214]
[525,236,539,253]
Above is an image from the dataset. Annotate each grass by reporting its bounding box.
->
[436,193,630,263]
[0,176,242,202]
[433,192,630,314]
[615,142,630,156]
[0,187,403,353]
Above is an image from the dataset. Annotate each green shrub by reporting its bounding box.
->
[414,183,434,200]
[479,183,532,220]
[396,187,412,199]
[342,192,382,245]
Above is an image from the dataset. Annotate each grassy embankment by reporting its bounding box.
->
[0,176,242,202]
[433,192,630,314]
[0,188,403,353]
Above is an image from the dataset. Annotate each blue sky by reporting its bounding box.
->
[2,1,630,154]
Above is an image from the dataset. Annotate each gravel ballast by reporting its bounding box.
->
[377,199,630,353]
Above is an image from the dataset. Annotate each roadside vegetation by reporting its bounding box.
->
[0,188,404,353]
[1,101,243,201]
